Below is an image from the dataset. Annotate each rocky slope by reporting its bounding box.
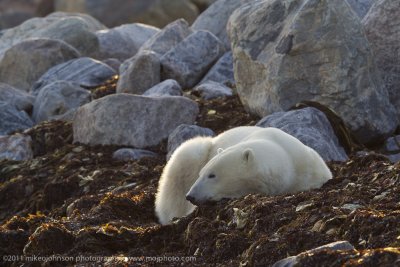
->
[0,80,399,266]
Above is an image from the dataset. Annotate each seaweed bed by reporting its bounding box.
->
[0,82,399,266]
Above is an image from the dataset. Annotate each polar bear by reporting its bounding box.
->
[155,126,332,225]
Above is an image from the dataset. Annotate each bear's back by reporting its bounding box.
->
[211,126,263,155]
[244,128,309,160]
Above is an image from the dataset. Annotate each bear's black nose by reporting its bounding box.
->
[186,195,196,204]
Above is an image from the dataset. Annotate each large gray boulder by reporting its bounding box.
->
[200,51,234,86]
[191,0,252,49]
[161,30,225,89]
[73,94,199,148]
[139,19,192,57]
[228,0,398,144]
[55,0,199,28]
[363,0,400,120]
[32,81,91,123]
[0,101,33,135]
[0,39,80,92]
[96,23,160,61]
[0,134,33,161]
[0,13,105,58]
[32,57,117,95]
[117,50,160,95]
[257,107,348,162]
[0,83,35,112]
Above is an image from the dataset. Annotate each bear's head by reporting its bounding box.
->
[186,146,262,205]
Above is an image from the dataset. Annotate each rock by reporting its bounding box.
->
[0,133,33,161]
[161,30,225,89]
[54,0,199,28]
[0,102,33,135]
[382,136,400,163]
[73,94,199,148]
[346,0,373,18]
[102,58,121,72]
[0,12,105,58]
[0,39,80,92]
[116,51,160,95]
[341,203,364,212]
[139,19,192,57]
[112,148,158,161]
[0,83,35,112]
[228,0,398,144]
[272,241,355,267]
[363,0,400,119]
[143,79,182,97]
[194,81,232,100]
[167,124,214,159]
[32,81,91,123]
[46,12,106,32]
[52,108,78,122]
[200,51,234,86]
[257,107,348,162]
[96,23,160,61]
[192,0,252,49]
[32,57,117,96]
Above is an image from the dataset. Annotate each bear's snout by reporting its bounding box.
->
[186,194,197,205]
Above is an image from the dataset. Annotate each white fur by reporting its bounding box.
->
[155,126,332,225]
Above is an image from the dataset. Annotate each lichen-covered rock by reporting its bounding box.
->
[55,0,199,28]
[200,51,234,86]
[143,79,182,97]
[228,0,398,144]
[194,81,232,100]
[0,39,80,92]
[0,102,33,135]
[363,0,400,119]
[73,94,199,148]
[191,0,252,49]
[96,23,160,61]
[0,83,35,112]
[32,81,91,123]
[161,30,225,89]
[0,134,33,161]
[167,124,214,159]
[112,148,158,161]
[116,51,160,95]
[139,19,192,57]
[257,107,348,162]
[32,57,116,95]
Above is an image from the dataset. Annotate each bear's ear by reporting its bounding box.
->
[217,148,224,154]
[242,148,254,163]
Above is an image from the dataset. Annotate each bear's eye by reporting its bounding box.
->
[208,174,216,179]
